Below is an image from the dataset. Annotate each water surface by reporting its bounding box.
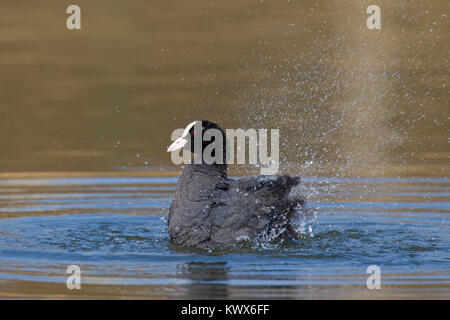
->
[0,173,448,299]
[0,0,448,299]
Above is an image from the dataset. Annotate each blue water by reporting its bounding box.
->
[0,175,448,298]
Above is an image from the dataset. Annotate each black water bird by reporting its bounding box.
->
[167,120,305,248]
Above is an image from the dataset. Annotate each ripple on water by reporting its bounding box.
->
[0,176,448,298]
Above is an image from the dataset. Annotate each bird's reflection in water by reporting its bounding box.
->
[177,261,230,299]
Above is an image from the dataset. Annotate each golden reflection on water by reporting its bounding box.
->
[0,1,448,176]
[0,1,448,300]
[1,272,448,299]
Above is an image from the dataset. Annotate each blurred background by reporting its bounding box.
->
[0,0,448,177]
[0,0,448,299]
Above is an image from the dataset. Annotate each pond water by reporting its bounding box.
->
[0,0,448,299]
[0,174,448,299]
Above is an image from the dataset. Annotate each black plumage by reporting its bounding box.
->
[167,120,305,248]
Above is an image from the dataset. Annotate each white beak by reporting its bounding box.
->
[167,136,188,152]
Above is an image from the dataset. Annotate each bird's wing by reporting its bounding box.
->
[236,175,300,201]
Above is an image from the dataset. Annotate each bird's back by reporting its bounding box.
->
[168,164,304,248]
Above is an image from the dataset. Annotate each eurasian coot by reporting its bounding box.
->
[167,120,305,248]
